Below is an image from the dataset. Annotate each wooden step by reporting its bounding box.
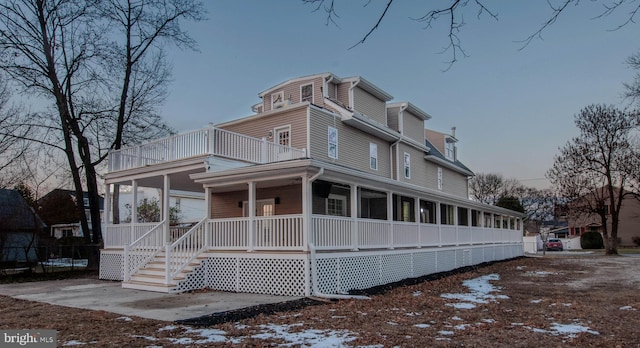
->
[122,279,176,293]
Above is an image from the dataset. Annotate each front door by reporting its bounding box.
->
[243,198,275,217]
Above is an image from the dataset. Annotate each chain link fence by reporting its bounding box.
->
[0,244,100,276]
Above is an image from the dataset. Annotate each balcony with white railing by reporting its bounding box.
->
[108,126,307,172]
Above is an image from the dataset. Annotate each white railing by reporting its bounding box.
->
[108,127,306,171]
[208,218,249,250]
[166,218,207,284]
[104,223,157,248]
[254,215,304,250]
[311,216,522,251]
[123,220,166,282]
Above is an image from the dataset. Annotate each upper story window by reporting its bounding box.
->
[328,126,338,159]
[403,152,410,179]
[369,143,378,170]
[437,167,443,190]
[445,140,455,161]
[271,91,284,109]
[301,83,313,103]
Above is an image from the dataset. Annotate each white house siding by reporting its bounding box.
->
[220,107,308,150]
[353,87,386,124]
[402,110,426,144]
[308,108,392,178]
[438,165,469,197]
[396,144,428,186]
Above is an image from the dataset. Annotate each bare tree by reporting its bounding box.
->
[624,51,640,105]
[0,79,32,188]
[469,172,523,205]
[305,0,640,69]
[547,104,640,255]
[99,0,205,223]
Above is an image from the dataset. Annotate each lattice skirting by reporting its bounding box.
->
[99,250,124,281]
[175,253,309,297]
[313,244,523,295]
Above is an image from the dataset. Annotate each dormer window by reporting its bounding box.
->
[301,83,313,103]
[271,91,284,109]
[445,140,455,161]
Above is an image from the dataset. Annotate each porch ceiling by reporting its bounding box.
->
[110,167,206,193]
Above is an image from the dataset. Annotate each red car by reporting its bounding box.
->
[546,238,564,251]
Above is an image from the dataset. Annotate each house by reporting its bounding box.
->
[559,189,640,246]
[40,189,104,240]
[100,73,524,295]
[0,189,46,263]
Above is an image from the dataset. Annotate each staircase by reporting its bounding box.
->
[122,218,209,293]
[121,251,206,293]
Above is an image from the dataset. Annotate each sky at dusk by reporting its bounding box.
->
[161,1,638,189]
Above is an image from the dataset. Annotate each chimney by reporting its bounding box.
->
[451,126,456,138]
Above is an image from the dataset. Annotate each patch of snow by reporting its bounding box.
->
[438,330,454,336]
[131,335,158,341]
[116,316,132,322]
[412,291,422,297]
[516,266,526,270]
[405,312,421,317]
[511,322,524,326]
[451,316,463,321]
[482,319,496,323]
[331,315,347,319]
[441,273,508,309]
[620,305,636,310]
[252,323,358,347]
[387,322,399,326]
[414,324,431,328]
[549,322,599,338]
[562,303,572,307]
[530,299,542,304]
[62,341,86,346]
[454,324,470,330]
[158,325,178,332]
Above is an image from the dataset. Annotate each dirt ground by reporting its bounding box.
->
[1,254,639,347]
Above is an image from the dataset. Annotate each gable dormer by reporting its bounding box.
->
[340,76,393,125]
[386,102,431,144]
[256,73,343,114]
[425,128,458,162]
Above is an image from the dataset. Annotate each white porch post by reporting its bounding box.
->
[350,184,358,251]
[302,176,309,252]
[162,174,170,245]
[415,197,421,248]
[248,181,255,251]
[453,205,459,246]
[436,202,442,247]
[387,191,393,249]
[103,182,111,246]
[131,180,138,223]
[205,187,211,247]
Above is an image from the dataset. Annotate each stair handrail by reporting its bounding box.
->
[124,220,166,282]
[165,217,208,284]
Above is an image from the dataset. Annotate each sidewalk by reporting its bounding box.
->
[0,277,301,322]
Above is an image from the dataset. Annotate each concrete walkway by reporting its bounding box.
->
[0,278,301,322]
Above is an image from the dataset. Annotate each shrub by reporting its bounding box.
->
[581,231,604,249]
[632,236,640,247]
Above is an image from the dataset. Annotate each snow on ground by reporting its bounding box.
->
[440,273,509,309]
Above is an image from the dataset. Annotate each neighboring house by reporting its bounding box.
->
[558,189,640,246]
[101,73,524,295]
[40,189,104,240]
[0,189,46,263]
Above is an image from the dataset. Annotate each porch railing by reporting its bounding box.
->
[311,215,522,251]
[108,126,306,172]
[104,223,157,248]
[123,220,166,282]
[166,218,207,284]
[208,215,304,251]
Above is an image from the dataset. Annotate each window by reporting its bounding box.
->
[471,210,481,227]
[393,194,414,222]
[403,152,410,179]
[420,200,436,224]
[440,203,455,225]
[271,91,284,109]
[359,188,387,220]
[437,167,443,190]
[369,143,378,170]
[445,141,455,160]
[62,229,73,237]
[242,199,275,217]
[274,126,291,146]
[326,194,347,216]
[301,83,313,103]
[457,207,469,226]
[328,126,338,159]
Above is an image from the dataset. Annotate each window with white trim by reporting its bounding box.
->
[326,194,347,216]
[274,126,291,146]
[301,83,313,103]
[445,141,455,161]
[437,167,443,190]
[403,152,410,179]
[328,126,338,159]
[271,91,284,109]
[369,143,378,170]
